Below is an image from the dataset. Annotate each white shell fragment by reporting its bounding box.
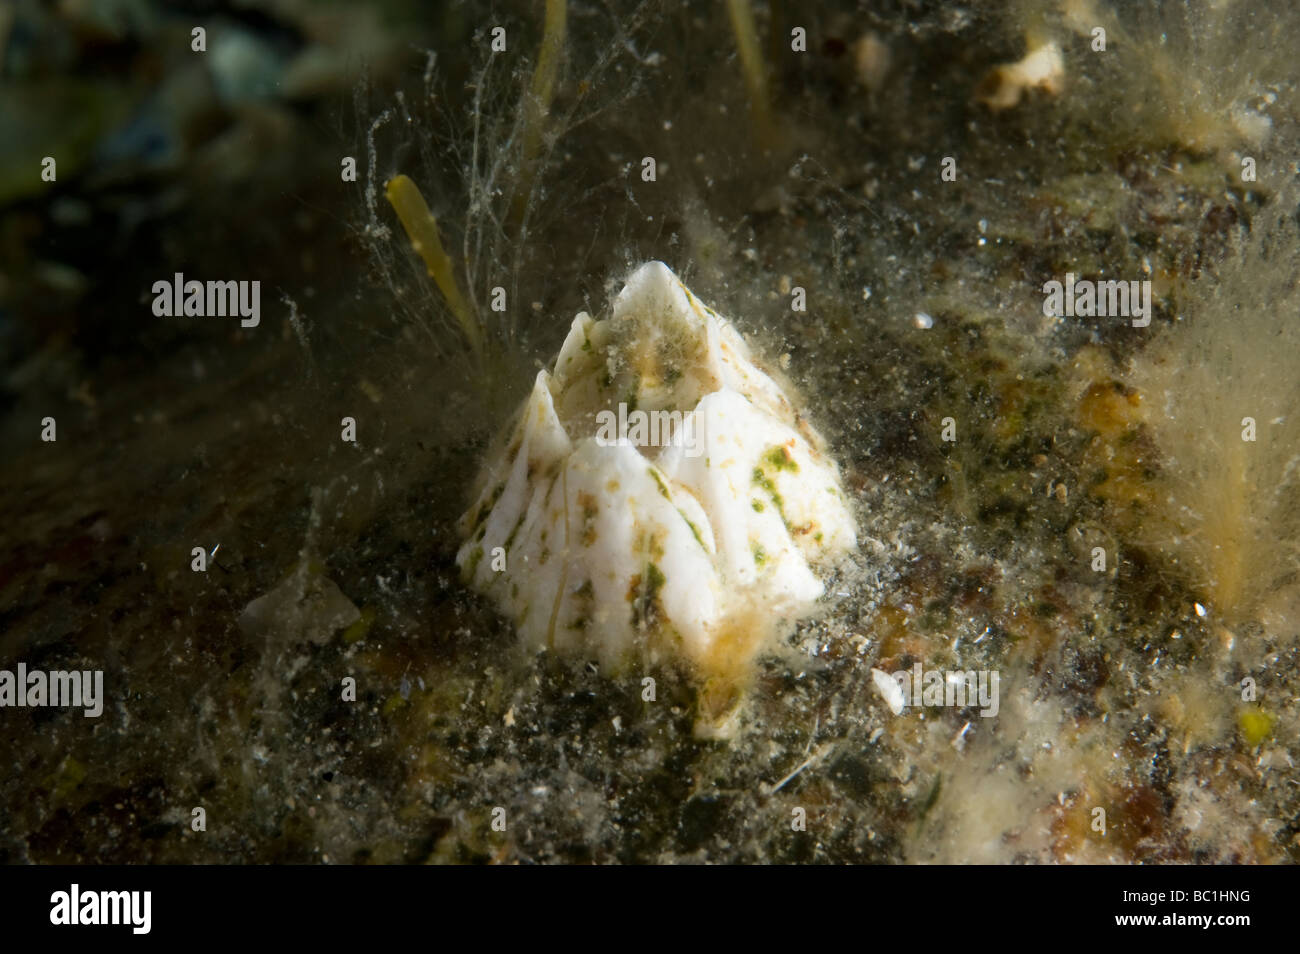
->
[871,667,905,715]
[976,41,1064,111]
[457,262,857,722]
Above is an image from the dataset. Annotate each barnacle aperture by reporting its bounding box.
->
[457,262,857,734]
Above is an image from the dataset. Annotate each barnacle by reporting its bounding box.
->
[456,262,857,735]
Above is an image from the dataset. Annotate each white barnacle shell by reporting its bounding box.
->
[457,262,857,731]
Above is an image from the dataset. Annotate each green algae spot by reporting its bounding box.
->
[468,481,508,534]
[580,492,599,546]
[751,466,786,521]
[679,511,705,548]
[343,605,378,645]
[464,545,485,580]
[648,466,672,500]
[764,444,799,473]
[645,561,666,598]
[630,562,667,628]
[503,513,526,551]
[1239,706,1274,746]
